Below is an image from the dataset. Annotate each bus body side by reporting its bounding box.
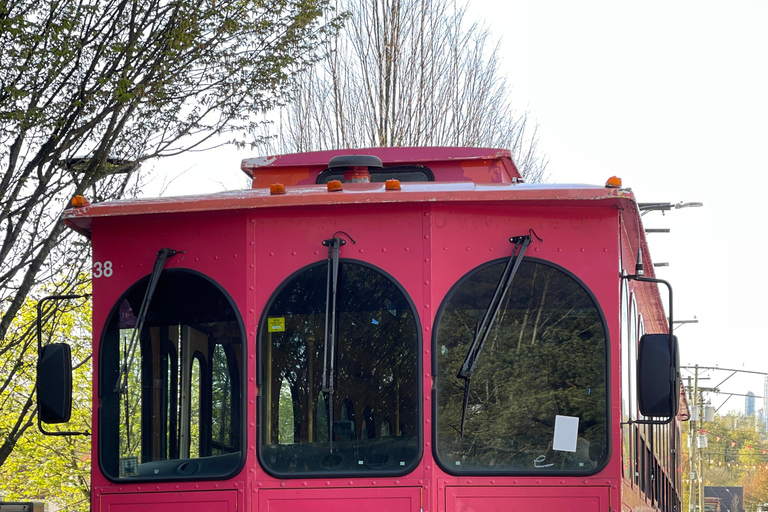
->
[56,147,683,512]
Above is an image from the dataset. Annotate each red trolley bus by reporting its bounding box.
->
[39,147,687,512]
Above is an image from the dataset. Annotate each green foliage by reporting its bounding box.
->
[0,284,92,511]
[0,0,341,475]
[744,465,768,510]
[700,413,764,472]
[278,379,294,444]
[1,0,340,172]
[435,261,607,470]
[683,411,768,510]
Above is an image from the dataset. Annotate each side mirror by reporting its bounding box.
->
[637,334,680,419]
[37,343,73,424]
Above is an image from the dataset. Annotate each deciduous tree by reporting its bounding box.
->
[255,0,548,182]
[0,0,340,468]
[0,286,91,511]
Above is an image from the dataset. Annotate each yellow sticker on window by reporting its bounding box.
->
[268,317,286,332]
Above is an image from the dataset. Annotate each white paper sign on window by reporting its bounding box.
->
[553,415,579,452]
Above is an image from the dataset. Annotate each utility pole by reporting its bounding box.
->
[698,381,704,512]
[688,367,699,511]
[687,365,709,511]
[688,374,695,510]
[682,364,768,512]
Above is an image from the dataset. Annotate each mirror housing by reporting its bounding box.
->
[37,343,73,424]
[638,334,679,419]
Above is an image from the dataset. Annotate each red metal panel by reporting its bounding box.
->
[445,486,610,512]
[88,210,249,491]
[250,203,427,341]
[100,490,237,512]
[428,204,620,322]
[258,487,421,512]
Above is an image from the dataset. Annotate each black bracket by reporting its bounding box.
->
[37,293,92,437]
[621,272,678,426]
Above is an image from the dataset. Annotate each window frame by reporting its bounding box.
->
[630,293,640,486]
[621,279,632,483]
[256,258,423,479]
[431,256,611,476]
[97,268,247,482]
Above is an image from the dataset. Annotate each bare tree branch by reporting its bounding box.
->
[256,0,548,183]
[0,0,342,470]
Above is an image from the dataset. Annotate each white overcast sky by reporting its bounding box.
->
[467,0,768,414]
[146,0,768,414]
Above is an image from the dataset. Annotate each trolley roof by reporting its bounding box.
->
[63,146,670,351]
[61,145,659,285]
[63,180,638,233]
[64,146,639,234]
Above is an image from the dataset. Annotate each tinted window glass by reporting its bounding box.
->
[435,259,608,473]
[100,270,244,480]
[260,261,420,476]
[317,165,434,183]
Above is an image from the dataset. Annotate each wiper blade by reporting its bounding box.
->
[458,235,532,379]
[458,233,539,435]
[321,237,344,397]
[115,248,181,393]
[321,231,355,448]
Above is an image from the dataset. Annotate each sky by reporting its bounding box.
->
[145,0,768,414]
[462,0,768,414]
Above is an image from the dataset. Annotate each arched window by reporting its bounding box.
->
[259,260,420,476]
[100,269,244,480]
[435,258,608,474]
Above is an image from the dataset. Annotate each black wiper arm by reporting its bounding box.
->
[459,235,532,379]
[115,248,181,393]
[321,231,355,448]
[458,232,540,435]
[321,237,343,397]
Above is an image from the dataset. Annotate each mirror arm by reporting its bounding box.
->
[37,294,92,437]
[622,417,674,426]
[623,274,677,425]
[625,274,673,355]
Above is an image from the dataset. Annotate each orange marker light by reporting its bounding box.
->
[270,183,286,195]
[605,176,622,188]
[71,195,90,207]
[385,179,401,191]
[327,180,343,192]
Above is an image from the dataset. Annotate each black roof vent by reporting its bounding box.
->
[328,154,383,169]
[327,155,383,183]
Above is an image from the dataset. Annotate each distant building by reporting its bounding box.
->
[764,376,768,431]
[746,391,756,418]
